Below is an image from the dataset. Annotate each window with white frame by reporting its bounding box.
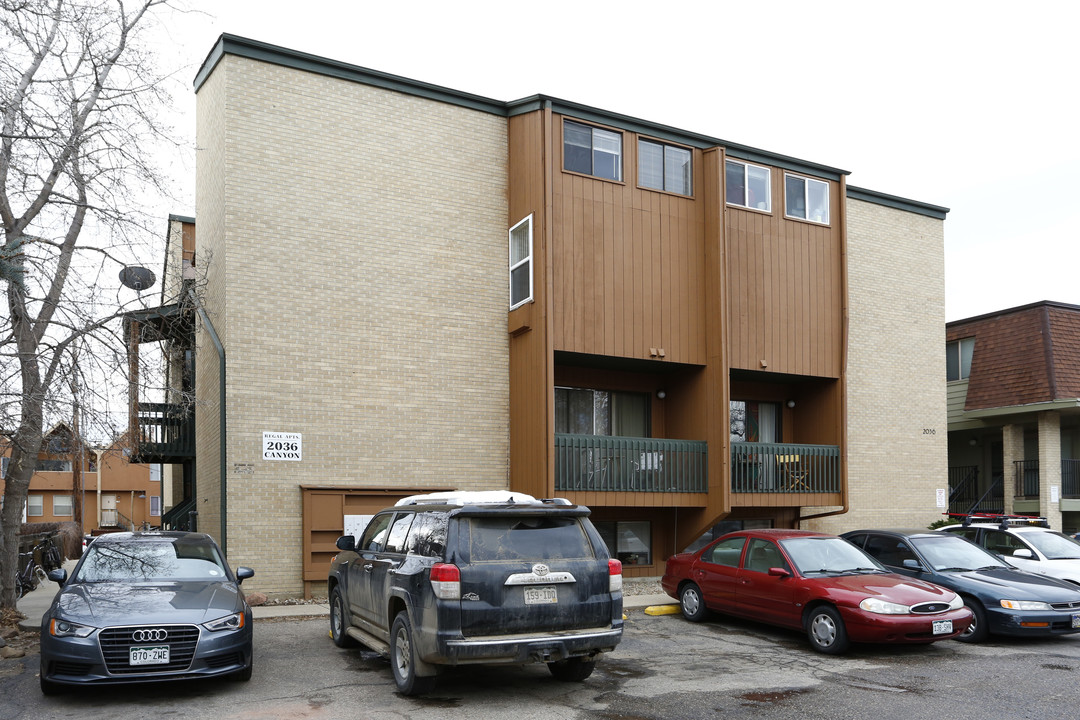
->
[150,463,161,482]
[563,120,622,181]
[53,494,73,516]
[946,337,975,381]
[726,160,771,211]
[784,173,830,224]
[509,214,533,310]
[28,494,43,516]
[638,139,692,195]
[1,456,8,478]
[150,496,161,516]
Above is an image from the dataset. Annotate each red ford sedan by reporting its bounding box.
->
[661,529,972,653]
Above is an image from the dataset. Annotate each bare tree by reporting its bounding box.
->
[1,0,180,609]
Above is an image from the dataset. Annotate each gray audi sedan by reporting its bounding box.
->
[39,531,254,694]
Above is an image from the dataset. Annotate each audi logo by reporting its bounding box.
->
[131,628,168,642]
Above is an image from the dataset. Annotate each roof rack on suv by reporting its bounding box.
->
[395,491,543,507]
[946,512,1050,530]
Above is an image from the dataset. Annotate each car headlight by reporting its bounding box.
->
[859,597,911,615]
[203,612,246,632]
[50,618,96,638]
[948,594,964,610]
[1000,599,1052,611]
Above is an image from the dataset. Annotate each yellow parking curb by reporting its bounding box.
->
[643,604,681,616]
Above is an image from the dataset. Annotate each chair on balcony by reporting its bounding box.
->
[777,454,809,491]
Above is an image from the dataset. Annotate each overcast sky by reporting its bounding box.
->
[155,0,1080,322]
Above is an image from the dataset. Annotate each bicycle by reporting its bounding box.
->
[33,536,62,573]
[15,550,39,598]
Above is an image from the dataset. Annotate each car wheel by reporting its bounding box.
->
[390,611,437,696]
[806,606,849,654]
[548,657,596,682]
[680,582,710,622]
[329,587,357,648]
[956,599,988,643]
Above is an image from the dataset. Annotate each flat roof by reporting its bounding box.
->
[195,33,948,219]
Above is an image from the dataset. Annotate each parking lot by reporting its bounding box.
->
[3,609,1080,720]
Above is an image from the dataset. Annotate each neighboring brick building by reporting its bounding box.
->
[128,35,949,597]
[946,301,1080,533]
[1,425,160,532]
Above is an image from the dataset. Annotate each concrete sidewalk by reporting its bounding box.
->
[17,565,676,630]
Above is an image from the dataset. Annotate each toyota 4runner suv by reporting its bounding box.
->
[327,492,624,694]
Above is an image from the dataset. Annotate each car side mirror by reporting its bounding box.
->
[902,559,922,571]
[336,535,356,552]
[47,568,67,585]
[768,567,791,578]
[1012,548,1034,559]
[235,567,255,584]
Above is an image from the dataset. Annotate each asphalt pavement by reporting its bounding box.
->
[16,564,675,631]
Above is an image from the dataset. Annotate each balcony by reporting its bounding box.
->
[1065,459,1080,499]
[1013,459,1039,498]
[730,442,841,494]
[131,402,195,463]
[554,434,707,493]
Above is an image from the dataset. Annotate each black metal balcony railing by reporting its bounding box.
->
[948,466,1004,515]
[133,402,195,462]
[731,442,841,494]
[1064,459,1080,499]
[555,434,707,493]
[1014,459,1039,498]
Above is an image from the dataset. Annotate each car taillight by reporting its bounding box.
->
[608,558,623,593]
[430,563,461,600]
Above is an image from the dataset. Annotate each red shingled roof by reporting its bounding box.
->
[947,301,1080,411]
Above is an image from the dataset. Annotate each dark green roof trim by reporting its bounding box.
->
[847,185,950,219]
[507,95,848,181]
[196,34,850,182]
[194,35,507,116]
[168,214,196,224]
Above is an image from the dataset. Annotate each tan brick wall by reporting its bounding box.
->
[808,199,948,534]
[196,56,510,595]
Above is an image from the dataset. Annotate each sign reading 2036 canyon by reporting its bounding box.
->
[262,432,302,461]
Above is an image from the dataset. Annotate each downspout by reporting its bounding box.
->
[188,286,227,555]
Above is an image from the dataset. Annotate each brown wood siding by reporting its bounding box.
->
[508,110,555,498]
[677,149,731,548]
[300,486,445,593]
[725,173,844,378]
[550,115,706,365]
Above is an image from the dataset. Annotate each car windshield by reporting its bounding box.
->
[1021,531,1080,560]
[74,538,228,582]
[779,537,886,575]
[910,535,1007,571]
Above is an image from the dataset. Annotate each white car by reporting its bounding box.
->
[939,521,1080,586]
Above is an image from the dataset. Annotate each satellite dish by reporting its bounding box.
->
[119,266,156,291]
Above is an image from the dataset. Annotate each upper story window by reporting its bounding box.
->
[784,173,830,224]
[639,139,691,195]
[946,337,975,381]
[509,214,533,310]
[726,160,771,211]
[563,120,622,181]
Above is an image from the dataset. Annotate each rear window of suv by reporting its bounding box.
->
[463,516,596,562]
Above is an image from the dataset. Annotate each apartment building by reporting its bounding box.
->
[1,424,159,532]
[946,301,1080,533]
[127,35,949,597]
